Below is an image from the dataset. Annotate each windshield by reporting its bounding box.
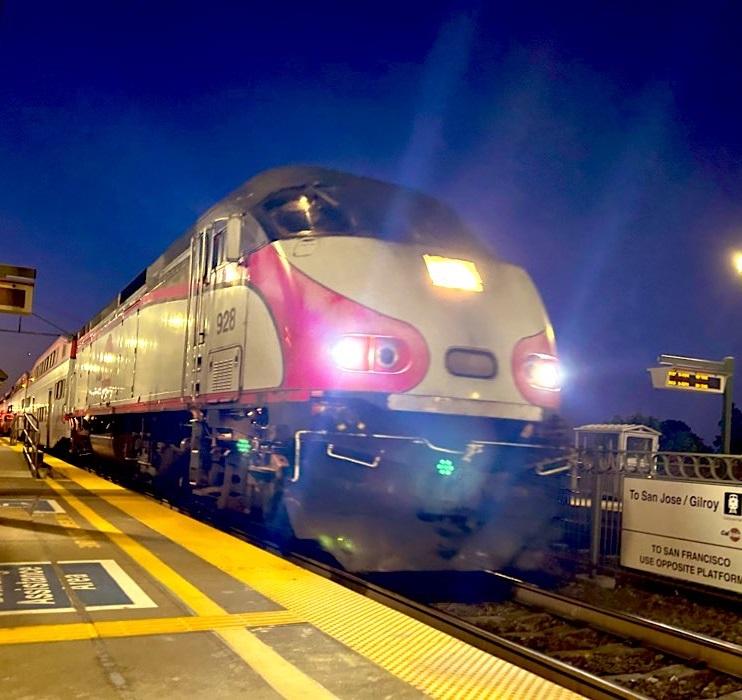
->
[255,179,485,252]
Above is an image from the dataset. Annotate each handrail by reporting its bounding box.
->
[326,443,382,468]
[12,413,47,478]
[292,430,567,483]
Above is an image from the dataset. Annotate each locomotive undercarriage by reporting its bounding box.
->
[74,396,566,572]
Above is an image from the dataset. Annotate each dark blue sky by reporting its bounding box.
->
[2,1,741,440]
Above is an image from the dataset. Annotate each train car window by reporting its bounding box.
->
[240,212,269,253]
[256,181,486,254]
[261,187,350,238]
[211,230,224,269]
[199,230,210,284]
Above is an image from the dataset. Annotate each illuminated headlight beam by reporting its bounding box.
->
[423,255,483,292]
[526,354,561,391]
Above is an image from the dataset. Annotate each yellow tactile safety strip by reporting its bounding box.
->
[0,610,302,645]
[44,455,582,700]
[17,458,339,700]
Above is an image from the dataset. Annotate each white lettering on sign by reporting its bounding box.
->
[16,566,55,605]
[627,487,721,512]
[64,573,96,591]
[0,560,156,615]
[622,478,742,594]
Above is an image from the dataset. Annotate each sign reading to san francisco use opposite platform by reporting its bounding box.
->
[621,477,742,594]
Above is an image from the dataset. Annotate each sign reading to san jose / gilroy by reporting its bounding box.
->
[621,477,742,594]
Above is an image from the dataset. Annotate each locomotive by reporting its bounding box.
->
[6,166,562,572]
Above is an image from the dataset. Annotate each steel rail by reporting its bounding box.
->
[489,573,742,680]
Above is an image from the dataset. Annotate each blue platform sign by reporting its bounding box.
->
[0,563,72,613]
[59,562,134,608]
[0,560,156,615]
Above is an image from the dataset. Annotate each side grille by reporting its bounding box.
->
[208,347,241,394]
[211,358,234,392]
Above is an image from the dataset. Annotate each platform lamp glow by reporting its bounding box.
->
[733,251,742,276]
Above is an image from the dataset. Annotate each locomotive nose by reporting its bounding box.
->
[275,237,559,417]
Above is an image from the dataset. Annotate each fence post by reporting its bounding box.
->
[590,471,603,574]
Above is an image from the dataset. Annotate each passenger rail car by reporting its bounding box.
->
[13,166,563,572]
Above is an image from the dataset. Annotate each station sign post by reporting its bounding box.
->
[0,264,36,316]
[648,355,735,453]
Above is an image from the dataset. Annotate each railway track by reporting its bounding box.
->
[497,573,742,679]
[430,572,742,700]
[187,505,742,698]
[353,569,742,700]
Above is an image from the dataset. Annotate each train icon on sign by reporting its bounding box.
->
[724,493,740,516]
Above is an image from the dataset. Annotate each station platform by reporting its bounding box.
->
[0,441,582,699]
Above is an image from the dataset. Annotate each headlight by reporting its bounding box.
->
[423,255,484,292]
[331,335,409,373]
[330,336,371,371]
[525,353,561,391]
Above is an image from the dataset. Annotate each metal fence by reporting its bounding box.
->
[557,450,742,572]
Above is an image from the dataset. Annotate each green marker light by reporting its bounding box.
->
[435,458,455,476]
[236,438,251,454]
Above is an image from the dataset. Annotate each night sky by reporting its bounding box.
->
[2,1,741,441]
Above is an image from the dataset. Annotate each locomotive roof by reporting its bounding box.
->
[162,165,465,261]
[81,166,475,337]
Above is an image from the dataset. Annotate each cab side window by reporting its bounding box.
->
[211,229,224,270]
